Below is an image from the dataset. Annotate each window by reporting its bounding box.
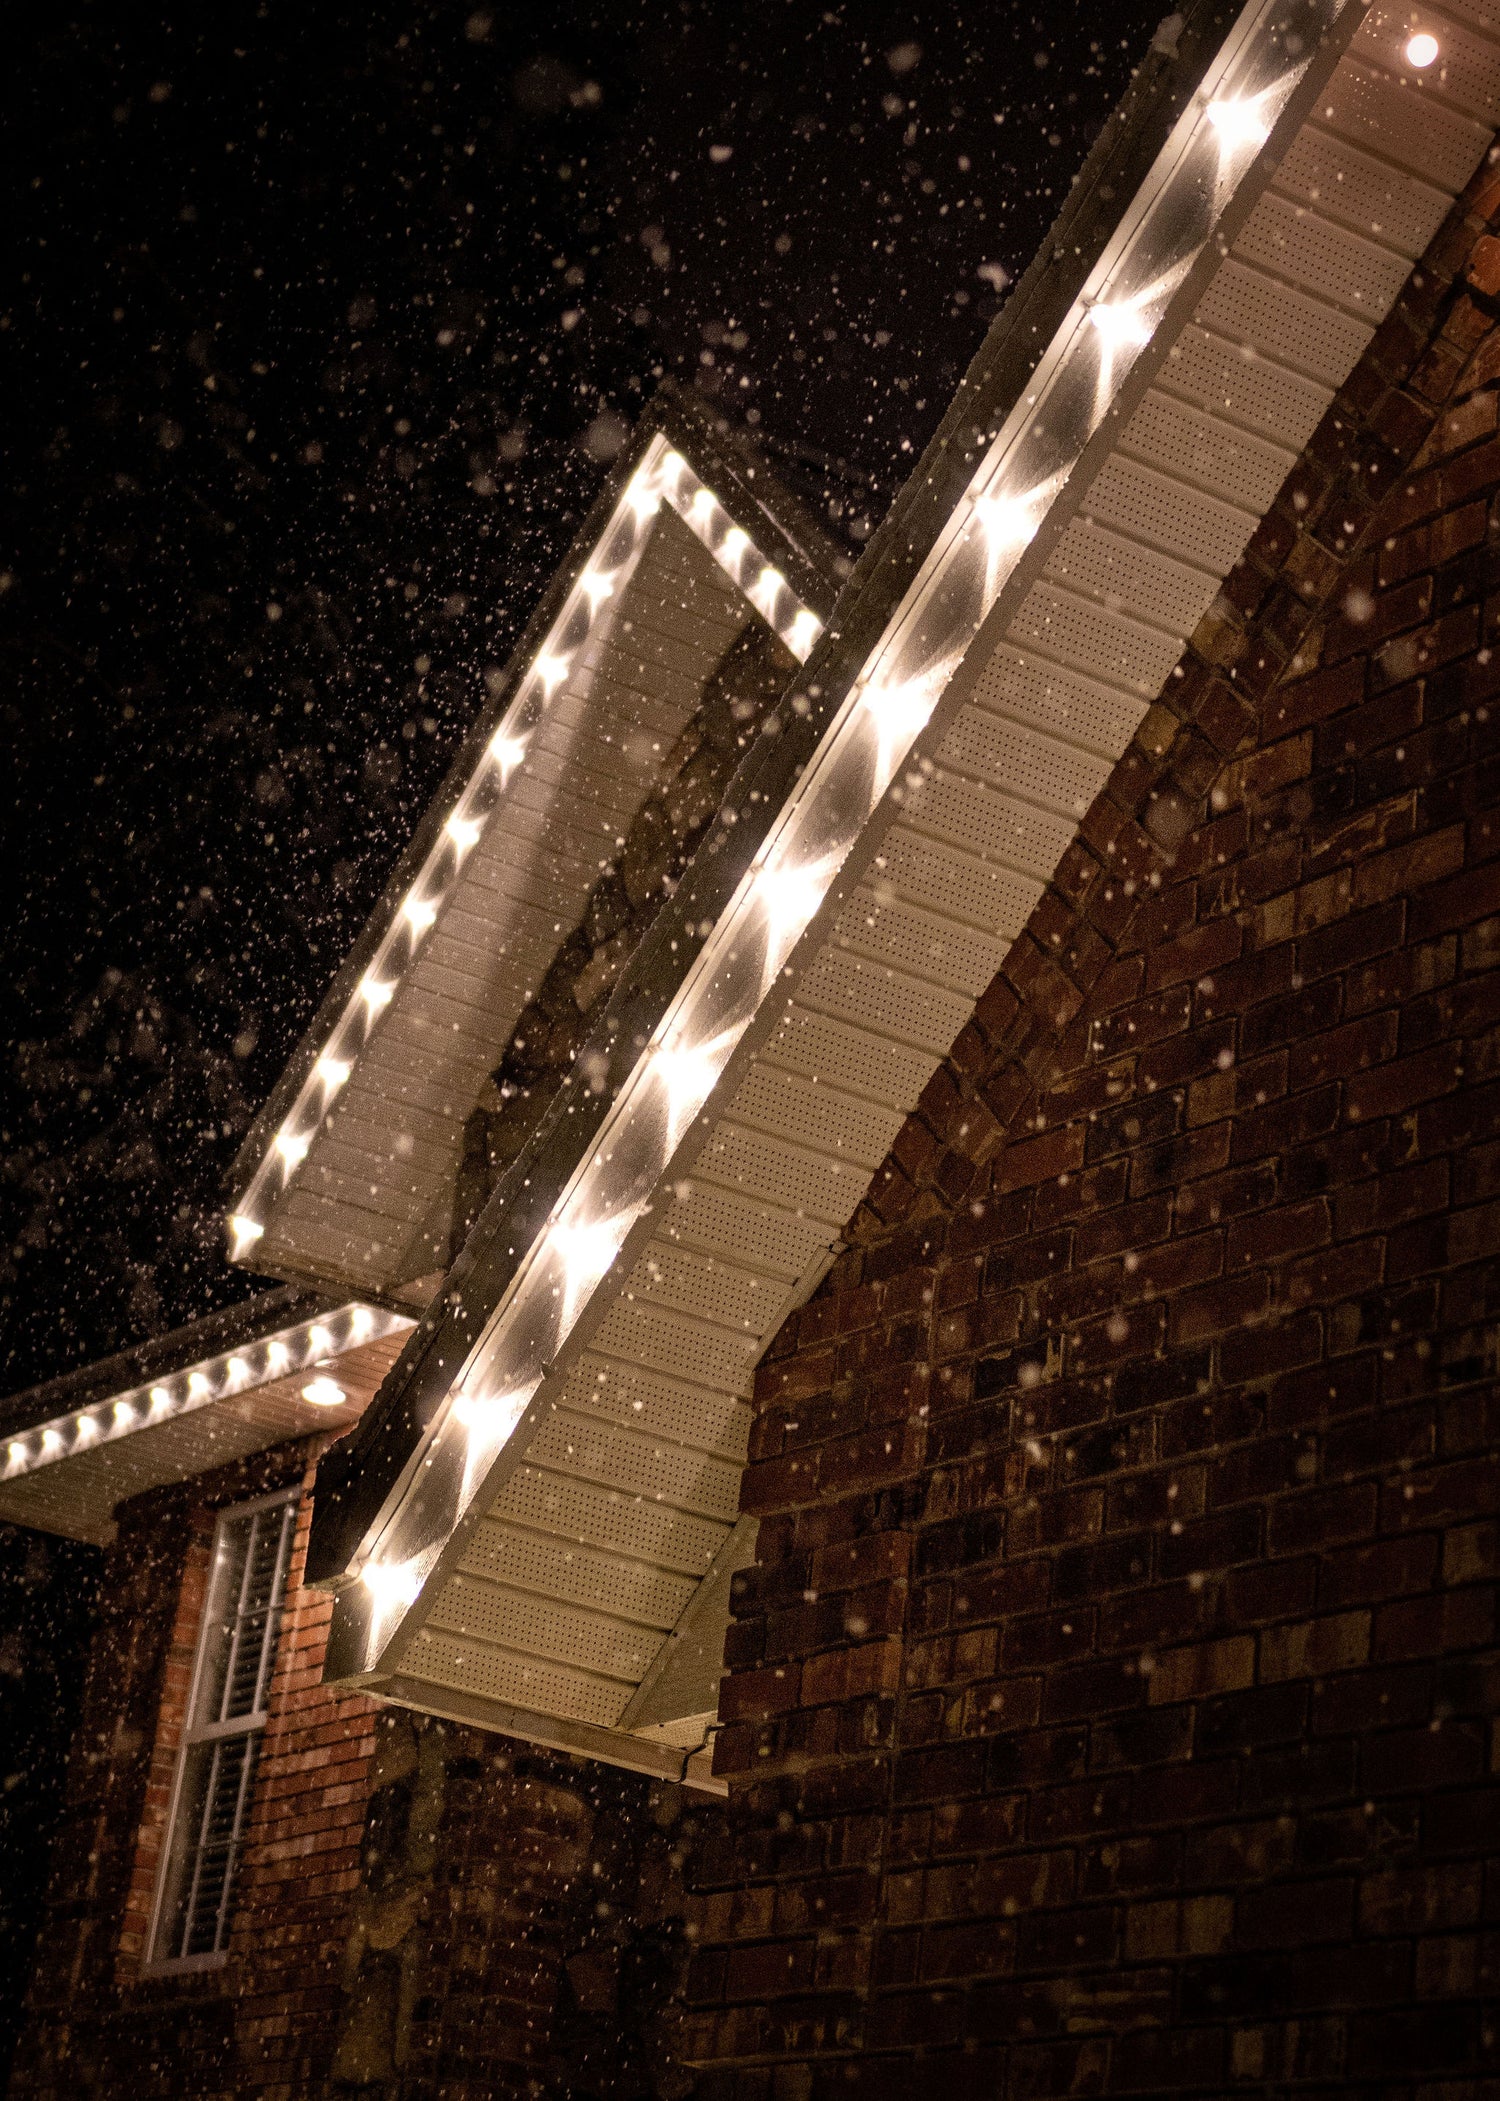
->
[149,1489,297,1966]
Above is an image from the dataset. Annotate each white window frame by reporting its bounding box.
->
[144,1484,298,1973]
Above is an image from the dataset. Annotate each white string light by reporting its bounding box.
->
[341,0,1345,1660]
[0,1302,413,1485]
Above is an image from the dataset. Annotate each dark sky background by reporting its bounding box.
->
[3,0,1165,1397]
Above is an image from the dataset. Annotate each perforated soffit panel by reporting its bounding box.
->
[318,0,1500,1788]
[226,411,833,1311]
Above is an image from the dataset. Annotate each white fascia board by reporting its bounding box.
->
[226,428,828,1284]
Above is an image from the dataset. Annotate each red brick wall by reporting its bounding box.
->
[10,1437,709,2100]
[688,165,1500,2097]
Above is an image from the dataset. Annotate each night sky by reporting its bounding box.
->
[3,0,1165,1395]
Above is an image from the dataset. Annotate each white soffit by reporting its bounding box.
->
[0,1301,414,1545]
[319,0,1499,1779]
[228,437,827,1306]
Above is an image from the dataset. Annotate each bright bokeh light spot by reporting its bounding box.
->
[1405,30,1439,66]
[302,1376,347,1407]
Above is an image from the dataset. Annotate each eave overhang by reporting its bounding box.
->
[0,1288,414,1544]
[226,387,839,1310]
[306,0,1500,1787]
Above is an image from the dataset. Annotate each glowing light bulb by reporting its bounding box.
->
[228,1214,264,1260]
[308,1324,334,1356]
[350,1305,374,1340]
[552,1212,636,1326]
[1206,97,1269,150]
[113,1399,135,1428]
[1089,300,1152,352]
[360,975,394,1017]
[786,608,822,661]
[652,1032,736,1147]
[452,1387,530,1437]
[864,678,939,793]
[755,565,787,611]
[445,809,482,855]
[226,1356,251,1389]
[6,1441,26,1474]
[266,1340,291,1374]
[362,1559,420,1609]
[149,1385,173,1416]
[276,1128,310,1169]
[41,1428,63,1455]
[720,526,750,570]
[974,491,1039,549]
[661,448,689,486]
[75,1414,100,1445]
[490,733,528,781]
[753,857,835,981]
[626,473,662,524]
[690,486,717,522]
[302,1376,346,1407]
[403,892,438,936]
[188,1372,212,1400]
[535,652,571,698]
[580,568,616,613]
[1405,30,1439,66]
[316,1055,351,1093]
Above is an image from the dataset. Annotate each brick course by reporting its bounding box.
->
[690,153,1500,2099]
